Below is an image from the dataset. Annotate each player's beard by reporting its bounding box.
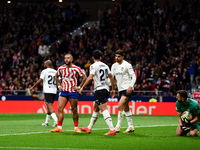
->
[116,59,122,64]
[66,61,72,66]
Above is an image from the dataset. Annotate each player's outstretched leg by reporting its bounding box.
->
[115,111,124,133]
[102,110,116,135]
[80,111,99,134]
[51,112,58,127]
[123,110,135,133]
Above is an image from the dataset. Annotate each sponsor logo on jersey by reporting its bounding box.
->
[115,72,123,75]
[121,67,123,71]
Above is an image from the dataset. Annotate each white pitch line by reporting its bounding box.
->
[0,124,178,137]
[0,147,102,150]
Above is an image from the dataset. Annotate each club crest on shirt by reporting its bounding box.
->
[70,70,74,77]
[121,67,123,71]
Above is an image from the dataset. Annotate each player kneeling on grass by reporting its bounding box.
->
[79,50,116,135]
[176,90,200,136]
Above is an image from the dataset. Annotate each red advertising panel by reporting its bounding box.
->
[193,91,200,102]
[0,101,179,115]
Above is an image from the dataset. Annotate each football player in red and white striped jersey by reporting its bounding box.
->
[50,54,86,133]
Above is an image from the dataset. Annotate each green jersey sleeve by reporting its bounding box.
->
[176,101,182,113]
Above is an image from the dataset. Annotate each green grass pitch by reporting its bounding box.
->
[0,113,200,150]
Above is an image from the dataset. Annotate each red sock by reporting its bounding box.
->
[74,121,78,127]
[57,121,63,126]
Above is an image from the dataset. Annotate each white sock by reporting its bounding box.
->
[45,114,51,123]
[116,111,124,128]
[125,110,133,128]
[51,113,58,122]
[102,110,114,131]
[58,126,62,129]
[88,111,99,129]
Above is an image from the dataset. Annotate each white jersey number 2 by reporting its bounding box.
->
[48,75,56,85]
[99,69,108,81]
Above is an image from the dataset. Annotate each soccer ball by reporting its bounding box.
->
[182,111,193,120]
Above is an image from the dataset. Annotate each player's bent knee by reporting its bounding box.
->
[176,132,181,136]
[71,107,78,113]
[189,132,198,137]
[58,107,64,113]
[176,129,183,136]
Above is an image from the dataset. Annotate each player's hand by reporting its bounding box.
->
[110,90,115,98]
[78,88,83,95]
[126,87,133,95]
[58,86,63,91]
[181,117,192,127]
[180,125,190,132]
[72,86,79,91]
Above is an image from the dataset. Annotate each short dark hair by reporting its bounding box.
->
[93,50,102,59]
[65,53,73,58]
[177,90,188,98]
[116,50,125,56]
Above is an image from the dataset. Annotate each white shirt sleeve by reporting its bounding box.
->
[40,70,45,80]
[89,65,95,75]
[127,63,136,87]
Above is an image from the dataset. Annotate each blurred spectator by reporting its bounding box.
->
[195,66,200,88]
[12,86,18,95]
[181,68,190,92]
[38,42,49,57]
[188,61,195,88]
[84,59,91,76]
[161,79,170,97]
[148,81,155,96]
[56,55,64,68]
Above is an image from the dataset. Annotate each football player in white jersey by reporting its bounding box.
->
[111,50,136,133]
[50,54,86,133]
[79,50,116,135]
[30,60,58,127]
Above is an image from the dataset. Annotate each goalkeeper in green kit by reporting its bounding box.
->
[176,90,200,136]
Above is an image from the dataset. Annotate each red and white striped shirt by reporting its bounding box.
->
[57,64,85,92]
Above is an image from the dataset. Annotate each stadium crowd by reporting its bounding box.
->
[0,0,200,97]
